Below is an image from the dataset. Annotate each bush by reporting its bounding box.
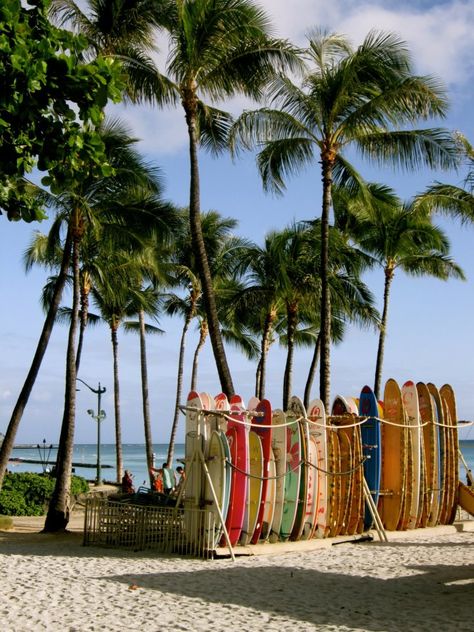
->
[0,472,89,516]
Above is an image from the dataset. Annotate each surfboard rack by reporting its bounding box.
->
[173,444,236,562]
[363,477,388,542]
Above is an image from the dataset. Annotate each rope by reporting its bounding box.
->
[433,420,474,428]
[372,416,428,428]
[329,415,370,428]
[223,455,367,480]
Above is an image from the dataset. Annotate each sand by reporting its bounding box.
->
[1,511,473,632]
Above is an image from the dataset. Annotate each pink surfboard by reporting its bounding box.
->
[221,404,248,546]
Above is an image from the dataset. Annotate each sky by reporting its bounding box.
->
[1,0,474,444]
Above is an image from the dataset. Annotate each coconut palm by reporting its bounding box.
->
[300,219,379,408]
[231,29,459,410]
[43,122,173,531]
[152,0,300,397]
[52,0,300,397]
[49,0,175,103]
[341,184,466,398]
[164,210,252,464]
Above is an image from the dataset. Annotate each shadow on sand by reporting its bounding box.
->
[99,561,473,631]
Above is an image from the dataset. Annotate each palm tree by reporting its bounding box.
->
[43,122,172,531]
[52,0,300,397]
[342,184,465,398]
[50,0,175,102]
[231,29,459,410]
[301,219,379,408]
[154,0,300,397]
[164,210,252,464]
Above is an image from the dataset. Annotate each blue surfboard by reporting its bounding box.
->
[359,385,381,529]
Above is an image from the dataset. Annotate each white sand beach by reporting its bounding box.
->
[1,511,473,632]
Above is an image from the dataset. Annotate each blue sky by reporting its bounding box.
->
[1,0,474,444]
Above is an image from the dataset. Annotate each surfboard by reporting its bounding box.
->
[270,409,287,541]
[184,391,204,542]
[250,399,273,544]
[280,413,301,541]
[288,396,308,541]
[307,398,328,538]
[204,429,228,548]
[220,430,232,529]
[200,392,214,452]
[301,435,319,539]
[427,383,448,525]
[401,381,421,529]
[327,427,341,537]
[440,384,460,524]
[239,430,263,545]
[222,404,248,546]
[214,392,230,432]
[458,481,474,516]
[379,379,407,531]
[359,385,381,530]
[417,383,441,527]
[248,396,260,411]
[331,396,357,536]
[261,447,276,541]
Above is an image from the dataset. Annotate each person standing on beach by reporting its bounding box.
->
[121,470,134,494]
[162,462,176,494]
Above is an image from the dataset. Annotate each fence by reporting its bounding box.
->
[83,496,218,559]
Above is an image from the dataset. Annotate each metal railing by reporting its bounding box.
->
[83,496,217,559]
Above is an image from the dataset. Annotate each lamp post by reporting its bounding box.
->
[77,378,106,486]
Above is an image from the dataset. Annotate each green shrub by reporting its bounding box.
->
[0,515,13,530]
[0,472,89,516]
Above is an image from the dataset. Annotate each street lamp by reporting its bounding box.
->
[77,378,106,486]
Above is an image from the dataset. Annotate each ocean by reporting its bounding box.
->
[7,440,474,486]
[8,443,185,487]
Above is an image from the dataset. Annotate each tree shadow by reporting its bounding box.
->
[101,563,474,631]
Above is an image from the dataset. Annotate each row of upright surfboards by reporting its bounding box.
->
[183,379,460,549]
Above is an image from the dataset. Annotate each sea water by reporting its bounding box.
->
[8,440,474,486]
[8,443,185,486]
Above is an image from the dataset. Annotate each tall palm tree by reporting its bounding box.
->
[52,0,300,397]
[154,0,300,397]
[343,184,465,398]
[165,210,251,464]
[232,29,459,410]
[43,122,172,531]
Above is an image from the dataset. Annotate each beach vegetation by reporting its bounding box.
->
[0,472,88,516]
[0,0,122,492]
[332,183,466,398]
[231,29,460,410]
[148,0,302,398]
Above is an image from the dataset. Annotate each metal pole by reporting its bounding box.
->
[77,378,106,486]
[96,383,102,485]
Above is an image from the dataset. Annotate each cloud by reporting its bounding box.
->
[106,1,474,158]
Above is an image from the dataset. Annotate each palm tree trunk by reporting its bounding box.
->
[75,276,90,373]
[138,309,154,487]
[190,318,208,391]
[167,308,193,465]
[255,356,262,398]
[184,95,234,398]
[0,224,73,491]
[111,322,123,483]
[43,227,80,532]
[283,304,298,411]
[374,266,394,399]
[258,310,275,400]
[319,154,333,411]
[304,332,321,409]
